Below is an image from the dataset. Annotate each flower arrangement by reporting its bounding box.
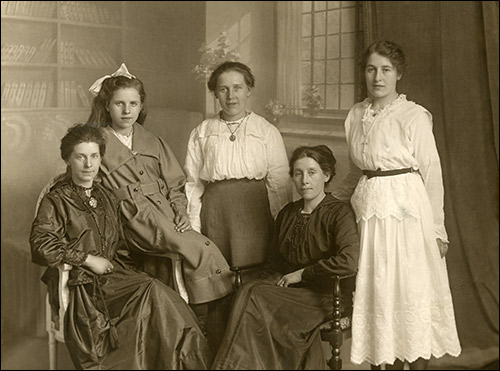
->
[193,32,240,82]
[303,85,323,115]
[264,99,286,124]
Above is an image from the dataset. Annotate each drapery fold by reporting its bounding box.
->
[276,1,303,115]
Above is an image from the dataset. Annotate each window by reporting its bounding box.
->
[301,1,358,112]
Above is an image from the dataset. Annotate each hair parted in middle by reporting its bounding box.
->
[289,145,337,184]
[207,61,256,92]
[60,123,107,161]
[86,75,147,128]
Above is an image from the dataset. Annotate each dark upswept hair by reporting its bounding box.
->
[207,61,256,92]
[60,123,107,161]
[289,145,337,184]
[363,40,407,75]
[86,75,147,128]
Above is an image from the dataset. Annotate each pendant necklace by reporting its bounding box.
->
[72,184,107,254]
[220,112,249,142]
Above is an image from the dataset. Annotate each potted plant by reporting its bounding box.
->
[303,85,323,116]
[264,99,286,125]
[193,31,240,83]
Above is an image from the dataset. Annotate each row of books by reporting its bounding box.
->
[2,38,56,64]
[59,80,91,108]
[60,41,116,67]
[1,81,54,109]
[1,1,56,19]
[59,1,120,25]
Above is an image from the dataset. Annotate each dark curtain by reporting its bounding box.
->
[362,0,499,364]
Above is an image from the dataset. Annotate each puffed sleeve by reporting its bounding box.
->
[264,124,292,219]
[157,136,189,215]
[408,111,449,242]
[184,126,206,233]
[302,203,359,280]
[30,194,88,267]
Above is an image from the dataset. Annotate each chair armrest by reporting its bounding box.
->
[58,263,72,313]
[230,263,265,288]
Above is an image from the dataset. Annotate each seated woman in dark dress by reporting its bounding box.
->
[30,124,212,370]
[212,145,360,370]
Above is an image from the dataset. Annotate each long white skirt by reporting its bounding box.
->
[350,175,461,365]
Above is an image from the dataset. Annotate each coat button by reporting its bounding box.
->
[139,170,144,175]
[157,200,161,204]
[205,241,210,246]
[216,269,221,274]
[133,187,139,192]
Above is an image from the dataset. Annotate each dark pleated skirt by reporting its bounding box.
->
[201,178,274,268]
[212,279,334,370]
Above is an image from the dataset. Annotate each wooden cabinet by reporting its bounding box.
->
[1,1,126,111]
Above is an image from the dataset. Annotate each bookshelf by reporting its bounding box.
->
[1,1,126,111]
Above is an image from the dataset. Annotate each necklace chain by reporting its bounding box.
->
[72,184,107,254]
[220,112,250,141]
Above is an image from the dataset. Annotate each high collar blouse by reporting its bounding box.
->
[184,111,291,232]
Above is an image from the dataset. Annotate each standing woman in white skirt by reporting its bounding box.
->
[334,40,461,369]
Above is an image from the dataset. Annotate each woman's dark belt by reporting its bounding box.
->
[363,168,414,179]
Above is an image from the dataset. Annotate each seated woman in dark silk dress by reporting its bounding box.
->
[30,124,212,370]
[212,145,360,370]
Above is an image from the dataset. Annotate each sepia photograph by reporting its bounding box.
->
[1,1,498,369]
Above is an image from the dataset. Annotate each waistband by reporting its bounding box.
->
[113,179,166,201]
[362,168,414,179]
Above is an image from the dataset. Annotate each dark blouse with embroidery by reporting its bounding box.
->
[267,193,360,288]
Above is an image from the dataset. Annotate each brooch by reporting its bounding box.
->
[88,196,98,208]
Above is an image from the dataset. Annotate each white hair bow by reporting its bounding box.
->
[88,63,136,97]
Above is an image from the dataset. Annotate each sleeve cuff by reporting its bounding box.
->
[63,250,88,266]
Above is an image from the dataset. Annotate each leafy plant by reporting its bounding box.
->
[193,32,240,82]
[264,99,286,123]
[303,85,323,113]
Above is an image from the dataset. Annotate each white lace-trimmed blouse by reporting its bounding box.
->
[334,94,449,242]
[184,111,291,232]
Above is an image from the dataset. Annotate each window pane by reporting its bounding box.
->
[314,1,326,11]
[303,14,312,37]
[327,10,340,34]
[341,33,355,57]
[340,84,354,109]
[313,61,325,84]
[313,36,326,59]
[341,1,356,7]
[326,60,339,84]
[302,37,312,60]
[317,84,326,108]
[326,84,339,109]
[340,58,354,83]
[341,7,356,32]
[326,34,340,59]
[302,62,311,84]
[314,11,326,35]
[303,1,312,12]
[328,1,340,9]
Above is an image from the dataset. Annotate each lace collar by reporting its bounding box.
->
[361,94,407,135]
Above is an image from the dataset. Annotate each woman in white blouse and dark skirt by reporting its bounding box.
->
[185,61,291,275]
[184,61,292,350]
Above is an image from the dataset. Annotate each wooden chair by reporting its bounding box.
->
[231,270,357,370]
[319,275,354,370]
[36,178,189,370]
